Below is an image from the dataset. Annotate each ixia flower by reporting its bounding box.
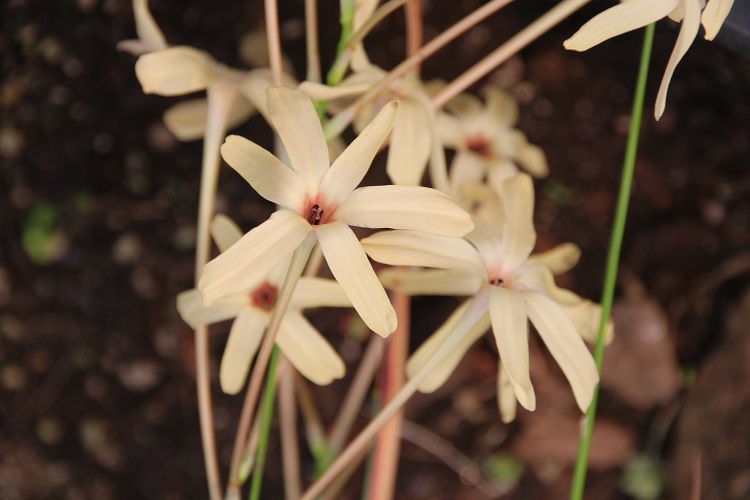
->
[438,87,549,196]
[198,87,474,337]
[178,215,348,394]
[361,173,601,421]
[564,0,735,120]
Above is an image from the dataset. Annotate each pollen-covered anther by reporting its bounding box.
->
[307,204,324,225]
[489,278,504,286]
[249,282,278,312]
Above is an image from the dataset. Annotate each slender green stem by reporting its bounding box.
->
[569,23,655,500]
[249,347,281,500]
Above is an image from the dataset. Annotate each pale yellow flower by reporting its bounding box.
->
[198,87,474,337]
[362,173,601,421]
[178,215,348,394]
[564,0,735,120]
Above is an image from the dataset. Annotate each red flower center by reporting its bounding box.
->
[466,135,492,158]
[249,282,278,312]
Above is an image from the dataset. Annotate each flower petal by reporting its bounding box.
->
[316,221,396,337]
[511,131,549,178]
[220,135,306,210]
[449,151,486,196]
[406,299,491,392]
[564,299,615,345]
[133,0,168,52]
[135,46,214,96]
[526,243,581,275]
[386,98,432,186]
[220,307,268,394]
[513,265,582,306]
[164,96,255,142]
[379,268,483,296]
[277,310,346,385]
[563,0,679,52]
[361,230,486,278]
[176,288,246,329]
[298,79,373,101]
[290,277,352,309]
[335,185,474,237]
[702,0,734,40]
[199,210,312,305]
[485,87,519,128]
[523,291,599,413]
[498,173,536,269]
[654,0,701,120]
[210,214,243,253]
[266,86,330,189]
[497,366,517,423]
[320,101,398,207]
[489,287,536,411]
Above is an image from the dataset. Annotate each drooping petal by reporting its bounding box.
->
[133,0,168,52]
[361,230,486,278]
[526,243,581,275]
[199,210,312,305]
[220,307,268,395]
[176,289,246,329]
[210,214,243,253]
[702,0,734,40]
[497,365,517,423]
[135,46,214,96]
[489,287,536,411]
[163,96,255,142]
[523,291,599,413]
[498,173,537,269]
[220,135,306,211]
[290,277,352,309]
[563,0,679,51]
[379,268,483,296]
[266,86,330,189]
[386,98,432,186]
[320,102,398,207]
[335,185,474,237]
[316,221,397,337]
[277,310,346,385]
[406,299,491,392]
[654,0,702,120]
[564,300,615,345]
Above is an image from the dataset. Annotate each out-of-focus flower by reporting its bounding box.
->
[178,215,348,394]
[198,87,474,337]
[438,88,548,196]
[362,173,603,422]
[564,0,735,120]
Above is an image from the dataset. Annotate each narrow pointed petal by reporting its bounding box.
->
[498,173,537,269]
[298,80,372,101]
[176,289,246,329]
[133,0,168,52]
[335,186,474,236]
[655,0,701,120]
[361,230,486,277]
[564,0,679,51]
[702,0,734,40]
[523,291,599,413]
[277,311,346,385]
[220,135,306,210]
[199,211,312,305]
[386,99,432,186]
[290,277,352,309]
[564,300,615,345]
[497,366,518,423]
[266,86,330,188]
[220,308,268,395]
[406,299,491,392]
[513,266,582,306]
[320,102,398,207]
[379,268,483,296]
[316,221,397,337]
[164,96,255,142]
[489,287,536,411]
[135,46,213,96]
[526,243,581,275]
[210,214,243,253]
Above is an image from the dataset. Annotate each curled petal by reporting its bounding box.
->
[210,214,243,253]
[199,210,312,305]
[526,243,581,275]
[335,185,474,237]
[176,289,246,329]
[118,0,168,55]
[316,222,397,337]
[135,46,214,96]
[379,268,483,296]
[386,98,432,186]
[220,135,305,211]
[220,308,268,395]
[702,0,734,40]
[277,311,346,385]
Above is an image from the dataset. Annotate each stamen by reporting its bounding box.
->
[489,278,504,286]
[249,282,278,312]
[307,204,324,225]
[466,135,491,158]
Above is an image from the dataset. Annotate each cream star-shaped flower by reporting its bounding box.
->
[198,86,474,337]
[564,0,735,120]
[178,215,349,394]
[362,173,600,421]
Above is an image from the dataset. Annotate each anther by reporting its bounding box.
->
[490,278,504,286]
[307,204,324,225]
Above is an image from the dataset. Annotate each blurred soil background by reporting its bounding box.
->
[2,0,750,498]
